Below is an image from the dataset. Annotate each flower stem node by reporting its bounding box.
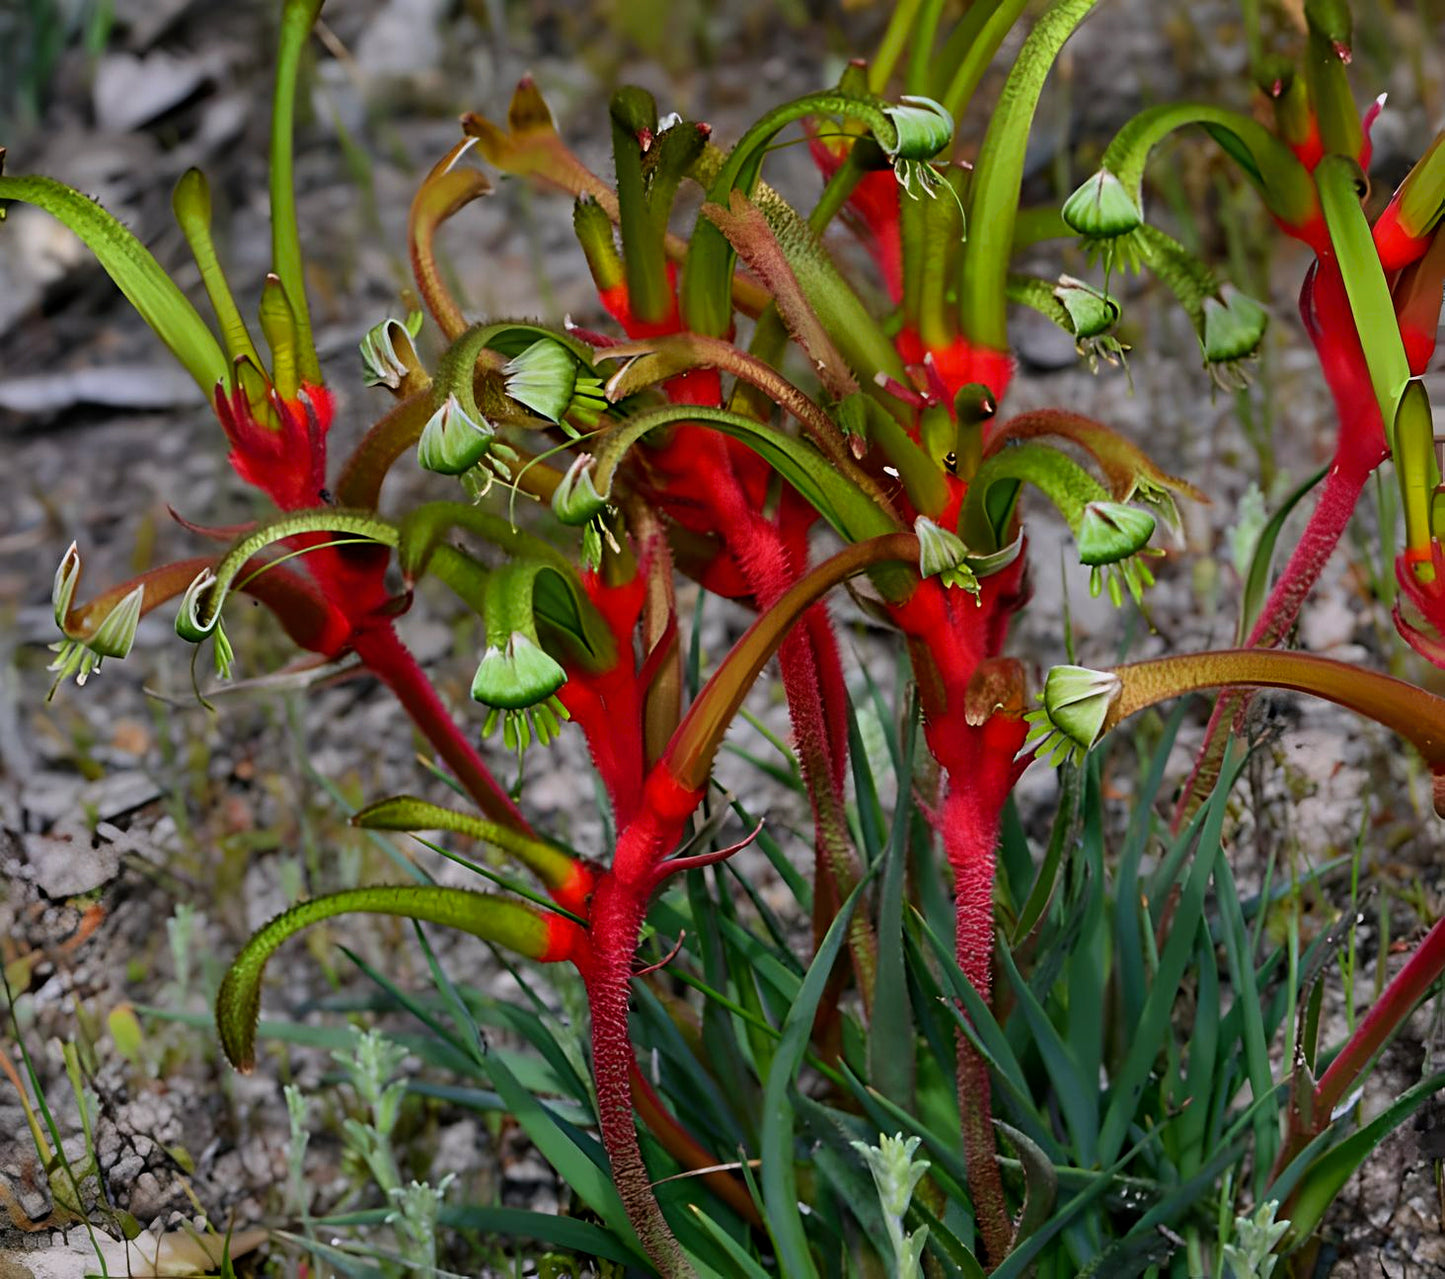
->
[360,312,424,391]
[1023,664,1123,767]
[1202,286,1268,388]
[503,338,609,433]
[417,394,495,476]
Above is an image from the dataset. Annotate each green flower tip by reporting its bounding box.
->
[1062,169,1143,240]
[1202,286,1268,387]
[360,312,423,390]
[175,567,235,679]
[175,568,219,642]
[1023,664,1123,767]
[472,632,573,755]
[47,583,143,689]
[553,453,610,526]
[914,516,979,599]
[51,540,80,629]
[417,394,494,475]
[471,632,566,710]
[504,338,607,431]
[1076,501,1156,566]
[1054,275,1130,373]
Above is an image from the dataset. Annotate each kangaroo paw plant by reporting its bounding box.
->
[13,0,1445,1274]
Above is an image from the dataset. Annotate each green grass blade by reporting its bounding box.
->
[1097,742,1249,1164]
[869,690,920,1108]
[760,879,869,1279]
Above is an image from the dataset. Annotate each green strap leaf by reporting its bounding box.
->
[959,0,1100,351]
[270,0,324,383]
[0,173,227,392]
[1317,154,1413,439]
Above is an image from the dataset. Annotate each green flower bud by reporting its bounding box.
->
[360,312,424,391]
[503,338,608,431]
[471,632,566,710]
[175,568,236,678]
[47,582,144,689]
[1076,501,1156,566]
[1045,665,1122,752]
[553,454,610,526]
[504,339,579,422]
[1062,169,1143,239]
[1023,664,1124,766]
[417,394,494,475]
[882,95,953,162]
[1202,286,1268,385]
[175,567,218,642]
[1053,276,1119,340]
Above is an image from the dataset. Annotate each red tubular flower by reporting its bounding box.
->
[896,327,1016,406]
[215,382,333,512]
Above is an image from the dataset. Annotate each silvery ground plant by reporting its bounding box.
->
[9,0,1445,1274]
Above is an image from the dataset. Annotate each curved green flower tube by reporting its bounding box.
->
[682,87,949,336]
[175,510,399,643]
[217,885,579,1071]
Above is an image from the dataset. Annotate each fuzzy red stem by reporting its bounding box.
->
[583,770,703,1277]
[941,764,1020,1267]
